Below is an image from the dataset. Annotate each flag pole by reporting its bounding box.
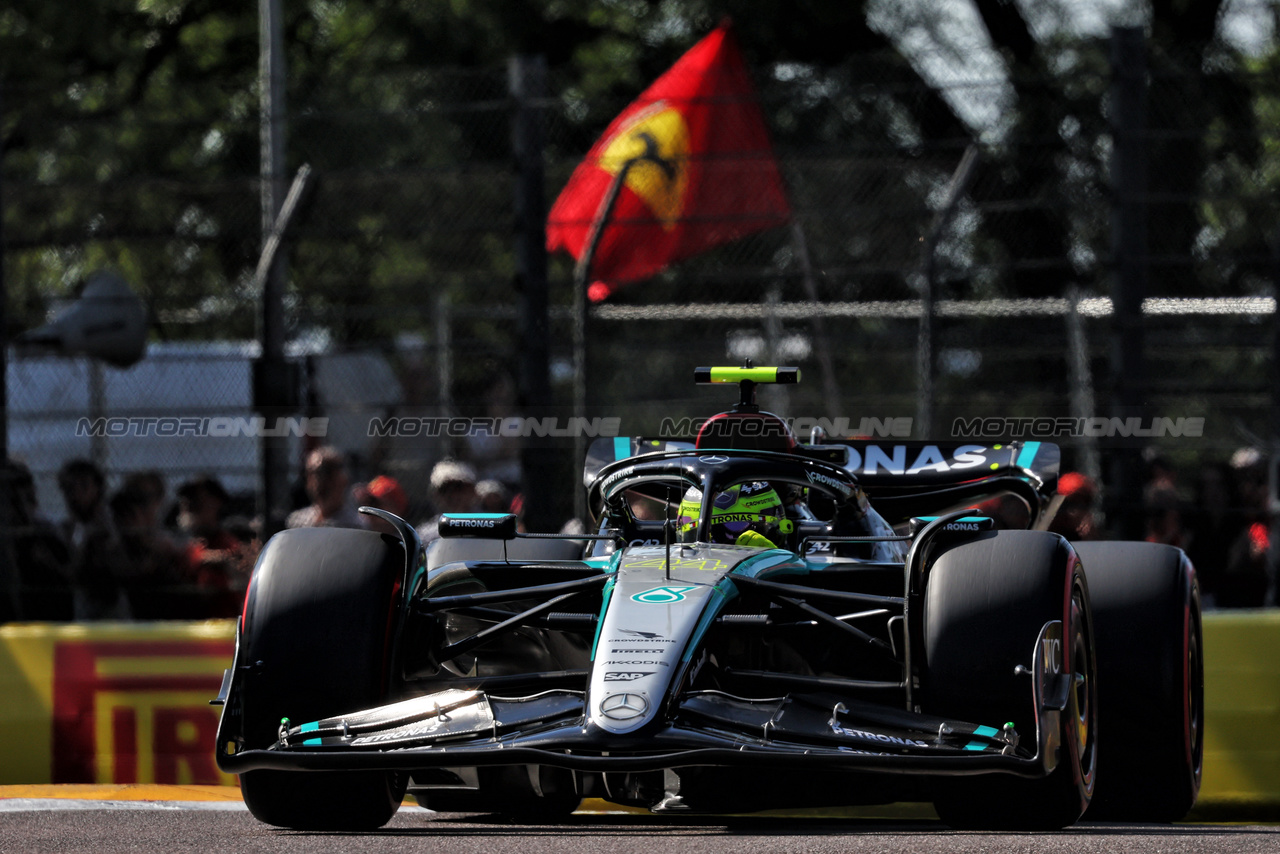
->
[572,159,637,525]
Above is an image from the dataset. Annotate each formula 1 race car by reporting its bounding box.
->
[214,366,1203,830]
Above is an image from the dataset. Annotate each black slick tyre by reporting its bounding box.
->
[237,527,406,830]
[924,530,1098,830]
[1075,541,1203,822]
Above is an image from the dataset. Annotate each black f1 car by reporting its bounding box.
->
[214,366,1203,830]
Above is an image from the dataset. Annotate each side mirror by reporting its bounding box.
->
[437,513,518,540]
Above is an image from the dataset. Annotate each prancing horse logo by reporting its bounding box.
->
[598,102,690,230]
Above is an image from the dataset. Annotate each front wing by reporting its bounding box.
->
[217,626,1069,780]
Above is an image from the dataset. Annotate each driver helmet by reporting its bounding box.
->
[677,481,793,548]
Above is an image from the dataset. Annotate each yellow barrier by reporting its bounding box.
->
[1201,610,1280,810]
[1,613,1277,809]
[0,621,235,786]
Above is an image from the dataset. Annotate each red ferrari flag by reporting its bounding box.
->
[546,21,790,299]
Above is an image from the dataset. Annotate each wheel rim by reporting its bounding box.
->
[1070,585,1098,794]
[1187,610,1204,781]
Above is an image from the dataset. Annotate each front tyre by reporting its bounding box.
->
[237,527,407,830]
[924,531,1098,830]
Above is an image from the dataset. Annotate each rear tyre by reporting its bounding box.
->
[1076,541,1203,822]
[238,527,407,830]
[924,531,1098,830]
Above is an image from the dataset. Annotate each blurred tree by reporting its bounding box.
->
[2,0,1275,346]
[964,0,1265,298]
[2,0,260,337]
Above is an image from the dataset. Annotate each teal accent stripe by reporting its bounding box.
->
[444,513,512,519]
[589,577,616,661]
[301,721,320,746]
[915,516,990,524]
[682,580,738,662]
[613,437,630,460]
[964,724,1001,751]
[1015,441,1041,470]
[729,551,806,580]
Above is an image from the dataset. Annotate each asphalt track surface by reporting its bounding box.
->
[1,788,1276,854]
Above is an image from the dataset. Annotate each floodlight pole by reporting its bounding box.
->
[1066,287,1101,484]
[0,81,6,465]
[0,81,18,622]
[1108,26,1148,541]
[1270,235,1280,606]
[258,0,290,538]
[510,55,557,534]
[572,159,636,525]
[916,144,980,440]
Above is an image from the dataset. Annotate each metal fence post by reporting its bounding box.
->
[0,79,18,621]
[916,145,980,440]
[1108,25,1149,541]
[1269,241,1280,606]
[510,54,559,532]
[435,292,454,459]
[1,80,6,465]
[258,0,290,539]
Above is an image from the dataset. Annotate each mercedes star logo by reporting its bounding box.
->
[698,455,729,464]
[599,692,649,721]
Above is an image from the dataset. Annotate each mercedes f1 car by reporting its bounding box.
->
[214,366,1203,830]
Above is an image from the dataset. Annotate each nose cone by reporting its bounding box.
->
[586,544,760,734]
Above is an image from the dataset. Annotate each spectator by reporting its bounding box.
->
[361,474,409,536]
[1185,461,1243,607]
[176,474,253,615]
[417,459,478,543]
[475,479,512,514]
[1219,447,1270,608]
[1144,484,1186,548]
[110,485,188,619]
[1048,472,1100,541]
[57,459,132,619]
[122,471,169,530]
[4,458,73,621]
[1144,451,1178,498]
[119,470,187,576]
[58,459,112,557]
[286,446,367,530]
[511,492,526,533]
[973,492,1033,531]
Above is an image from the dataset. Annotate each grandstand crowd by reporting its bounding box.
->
[2,443,1275,622]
